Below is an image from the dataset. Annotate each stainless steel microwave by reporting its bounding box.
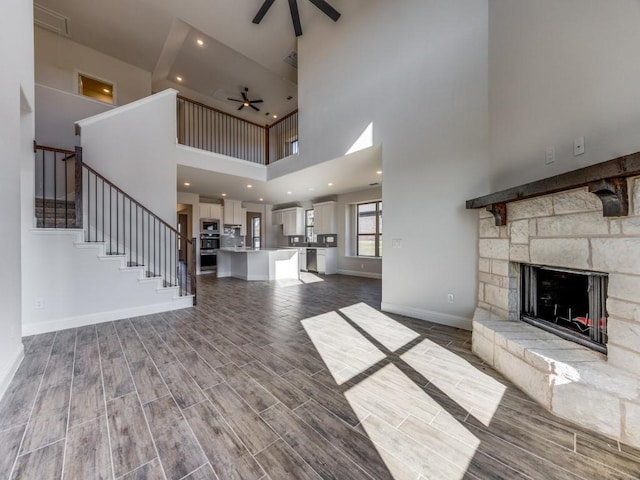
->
[201,219,220,233]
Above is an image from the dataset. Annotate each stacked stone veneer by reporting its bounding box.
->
[472,178,640,449]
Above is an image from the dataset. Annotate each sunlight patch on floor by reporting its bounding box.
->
[301,312,386,384]
[345,364,479,479]
[401,338,507,426]
[340,303,419,351]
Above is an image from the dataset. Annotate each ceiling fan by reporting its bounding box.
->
[227,87,264,111]
[252,0,341,37]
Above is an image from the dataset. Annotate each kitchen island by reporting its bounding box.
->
[217,248,299,281]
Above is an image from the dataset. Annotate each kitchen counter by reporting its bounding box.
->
[217,248,299,281]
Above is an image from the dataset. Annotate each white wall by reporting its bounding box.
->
[22,230,190,335]
[0,0,33,396]
[77,90,178,225]
[489,0,640,190]
[35,84,113,150]
[335,187,382,278]
[35,26,151,106]
[298,0,490,329]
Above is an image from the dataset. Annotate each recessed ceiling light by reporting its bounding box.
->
[259,198,264,201]
[221,193,227,197]
[176,76,183,82]
[376,170,382,175]
[328,183,333,186]
[103,88,110,93]
[247,184,252,188]
[287,191,292,195]
[183,182,190,186]
[272,114,278,119]
[196,39,204,46]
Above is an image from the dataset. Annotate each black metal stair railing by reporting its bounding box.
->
[34,145,197,304]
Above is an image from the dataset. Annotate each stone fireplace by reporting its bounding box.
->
[467,163,640,449]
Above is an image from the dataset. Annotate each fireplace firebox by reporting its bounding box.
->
[520,264,608,354]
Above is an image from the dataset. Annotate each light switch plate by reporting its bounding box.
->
[392,238,402,248]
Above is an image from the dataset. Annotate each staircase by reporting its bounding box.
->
[29,145,196,334]
[35,198,76,228]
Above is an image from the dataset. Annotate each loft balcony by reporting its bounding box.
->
[176,95,298,165]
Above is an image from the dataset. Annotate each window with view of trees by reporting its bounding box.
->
[357,201,382,257]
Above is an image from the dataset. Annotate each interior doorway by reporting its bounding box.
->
[177,213,189,262]
[247,212,262,249]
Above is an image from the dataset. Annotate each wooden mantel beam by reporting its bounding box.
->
[466,151,640,220]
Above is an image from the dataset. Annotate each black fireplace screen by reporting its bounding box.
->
[521,264,608,353]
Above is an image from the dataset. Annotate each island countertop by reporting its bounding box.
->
[217,248,299,281]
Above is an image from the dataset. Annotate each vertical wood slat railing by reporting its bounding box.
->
[176,95,298,165]
[34,145,197,304]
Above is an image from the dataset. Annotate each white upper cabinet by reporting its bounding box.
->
[223,199,243,225]
[199,203,222,220]
[273,207,304,236]
[313,201,337,235]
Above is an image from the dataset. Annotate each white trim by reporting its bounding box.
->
[0,344,25,401]
[22,297,193,336]
[75,89,177,132]
[381,302,472,331]
[337,269,382,279]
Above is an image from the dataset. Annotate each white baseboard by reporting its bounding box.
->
[337,269,382,279]
[0,343,25,401]
[381,302,472,331]
[22,296,193,336]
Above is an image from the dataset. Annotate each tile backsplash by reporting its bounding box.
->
[289,234,337,247]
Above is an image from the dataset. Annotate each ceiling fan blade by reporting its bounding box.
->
[308,0,341,22]
[250,99,264,104]
[237,105,244,111]
[250,104,260,112]
[241,91,248,102]
[288,0,303,37]
[227,98,243,102]
[252,0,276,24]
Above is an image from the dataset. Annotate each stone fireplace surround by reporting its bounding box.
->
[470,177,640,449]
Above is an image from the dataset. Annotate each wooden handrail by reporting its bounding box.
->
[35,144,75,155]
[176,95,266,129]
[270,109,298,128]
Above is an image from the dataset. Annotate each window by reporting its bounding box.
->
[252,216,261,249]
[78,73,114,104]
[289,139,299,156]
[357,201,382,257]
[305,209,315,243]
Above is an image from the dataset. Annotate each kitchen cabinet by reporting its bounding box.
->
[313,201,337,235]
[224,199,242,225]
[317,248,337,275]
[240,208,247,237]
[273,207,304,236]
[199,203,222,220]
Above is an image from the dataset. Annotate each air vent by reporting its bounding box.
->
[284,50,298,69]
[34,3,70,37]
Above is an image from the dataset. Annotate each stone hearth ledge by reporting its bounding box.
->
[472,307,640,449]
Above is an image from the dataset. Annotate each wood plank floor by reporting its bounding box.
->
[2,274,640,479]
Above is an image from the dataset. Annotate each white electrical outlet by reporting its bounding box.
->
[35,298,45,309]
[447,294,454,303]
[574,137,585,156]
[545,147,555,165]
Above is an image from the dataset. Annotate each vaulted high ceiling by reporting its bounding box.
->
[35,0,355,124]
